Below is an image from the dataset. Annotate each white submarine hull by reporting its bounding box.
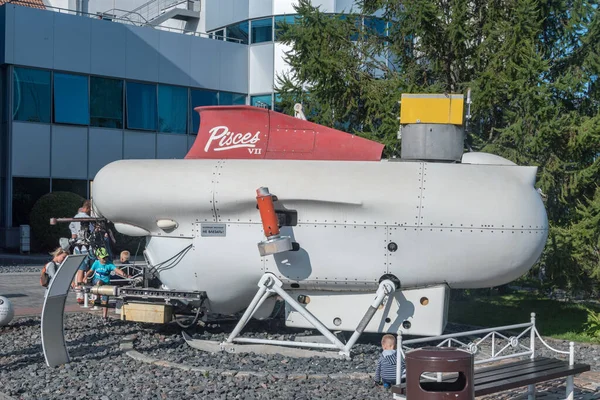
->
[92,153,548,324]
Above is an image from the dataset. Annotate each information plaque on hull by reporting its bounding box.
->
[201,223,226,237]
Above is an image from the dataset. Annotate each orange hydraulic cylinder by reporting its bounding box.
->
[256,187,280,237]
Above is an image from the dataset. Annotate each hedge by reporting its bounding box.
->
[29,191,85,252]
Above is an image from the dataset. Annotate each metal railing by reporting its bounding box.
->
[112,0,189,25]
[395,313,577,400]
[3,0,243,43]
[96,8,151,25]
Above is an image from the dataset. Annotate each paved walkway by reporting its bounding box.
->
[0,272,81,316]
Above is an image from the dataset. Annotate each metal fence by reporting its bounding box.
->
[394,313,576,400]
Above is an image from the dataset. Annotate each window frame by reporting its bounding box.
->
[157,84,189,135]
[12,66,52,124]
[250,17,274,44]
[250,94,273,110]
[226,21,249,44]
[189,88,219,134]
[53,71,90,126]
[89,75,124,129]
[125,80,158,132]
[219,91,247,106]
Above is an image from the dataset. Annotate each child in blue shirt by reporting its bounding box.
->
[85,247,129,319]
[375,334,405,389]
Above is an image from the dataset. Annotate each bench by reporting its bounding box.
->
[392,313,591,399]
[392,356,590,397]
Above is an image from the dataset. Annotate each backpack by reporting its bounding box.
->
[40,261,55,288]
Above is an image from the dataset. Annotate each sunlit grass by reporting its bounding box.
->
[449,292,600,343]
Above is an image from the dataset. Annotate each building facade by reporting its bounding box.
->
[0,0,381,248]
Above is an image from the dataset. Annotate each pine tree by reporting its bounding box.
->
[276,0,600,290]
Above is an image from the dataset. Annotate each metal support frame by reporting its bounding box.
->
[41,255,87,367]
[224,273,396,357]
[82,289,90,308]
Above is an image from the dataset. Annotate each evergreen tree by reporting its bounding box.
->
[276,0,600,291]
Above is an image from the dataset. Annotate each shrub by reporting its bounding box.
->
[584,310,600,338]
[29,191,85,252]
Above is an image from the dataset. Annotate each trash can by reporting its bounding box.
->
[405,347,474,400]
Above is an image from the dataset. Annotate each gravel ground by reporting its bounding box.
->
[1,311,599,400]
[139,319,385,376]
[141,318,600,375]
[0,314,394,400]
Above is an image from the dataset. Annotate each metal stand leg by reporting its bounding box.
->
[82,291,89,308]
[527,384,535,400]
[223,274,397,357]
[267,276,347,352]
[565,376,573,400]
[222,274,346,354]
[343,280,396,354]
[225,280,271,343]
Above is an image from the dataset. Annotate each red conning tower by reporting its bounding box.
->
[185,106,384,161]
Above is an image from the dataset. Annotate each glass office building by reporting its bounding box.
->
[0,0,386,248]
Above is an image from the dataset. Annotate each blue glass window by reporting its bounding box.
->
[190,89,218,134]
[274,15,297,41]
[54,73,89,125]
[274,93,283,113]
[126,82,157,131]
[90,76,123,129]
[12,67,51,123]
[252,18,273,43]
[251,94,272,109]
[364,17,387,37]
[338,15,360,41]
[227,21,249,44]
[158,85,187,134]
[219,92,246,105]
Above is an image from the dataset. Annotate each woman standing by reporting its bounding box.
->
[44,247,69,287]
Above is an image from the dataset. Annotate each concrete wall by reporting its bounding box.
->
[11,122,191,180]
[248,43,274,95]
[204,0,362,31]
[2,4,248,93]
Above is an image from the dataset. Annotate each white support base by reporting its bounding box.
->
[184,332,346,359]
[221,273,396,357]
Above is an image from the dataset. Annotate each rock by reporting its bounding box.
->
[348,372,370,380]
[287,373,307,380]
